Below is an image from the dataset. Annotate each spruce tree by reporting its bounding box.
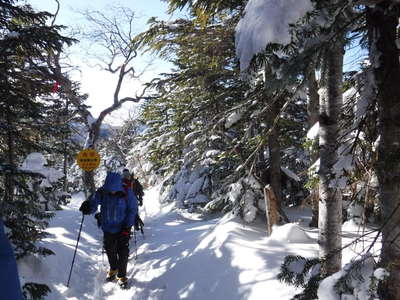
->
[133,5,311,222]
[366,1,400,298]
[0,1,74,298]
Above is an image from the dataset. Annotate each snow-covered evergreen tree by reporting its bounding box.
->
[0,1,75,298]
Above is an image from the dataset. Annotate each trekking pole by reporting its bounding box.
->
[67,214,85,287]
[102,242,105,266]
[140,219,145,239]
[133,229,137,260]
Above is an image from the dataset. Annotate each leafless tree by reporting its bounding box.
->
[78,7,157,150]
[50,7,159,193]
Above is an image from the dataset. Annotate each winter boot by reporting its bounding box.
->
[106,269,118,282]
[117,276,129,289]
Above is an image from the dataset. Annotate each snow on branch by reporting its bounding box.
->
[281,167,300,182]
[235,0,313,70]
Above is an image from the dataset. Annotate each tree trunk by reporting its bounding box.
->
[63,98,69,193]
[264,64,286,222]
[82,118,105,197]
[264,184,279,235]
[83,171,96,197]
[4,100,15,205]
[318,38,344,276]
[268,98,282,206]
[367,3,400,299]
[1,57,15,207]
[306,60,320,228]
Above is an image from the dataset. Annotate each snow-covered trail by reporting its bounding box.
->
[19,187,326,300]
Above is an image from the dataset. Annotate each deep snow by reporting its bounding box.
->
[17,186,380,300]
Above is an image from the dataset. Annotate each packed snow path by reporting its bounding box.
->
[18,186,380,300]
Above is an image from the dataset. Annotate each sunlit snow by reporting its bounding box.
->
[16,185,381,300]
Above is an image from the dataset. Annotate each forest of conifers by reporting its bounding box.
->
[1,0,399,299]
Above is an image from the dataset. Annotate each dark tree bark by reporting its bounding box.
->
[263,62,283,215]
[367,2,400,299]
[5,102,15,205]
[268,98,282,206]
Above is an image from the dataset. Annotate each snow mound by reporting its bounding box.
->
[20,152,64,186]
[342,219,366,233]
[270,223,311,243]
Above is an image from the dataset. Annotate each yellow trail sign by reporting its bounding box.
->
[76,149,101,171]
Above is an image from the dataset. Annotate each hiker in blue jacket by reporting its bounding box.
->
[79,172,138,288]
[0,218,23,299]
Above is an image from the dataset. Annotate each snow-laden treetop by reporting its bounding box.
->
[235,0,313,71]
[20,153,63,186]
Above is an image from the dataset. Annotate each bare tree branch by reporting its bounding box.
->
[50,0,60,26]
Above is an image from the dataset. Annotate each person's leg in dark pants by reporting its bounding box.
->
[104,232,119,272]
[116,234,130,278]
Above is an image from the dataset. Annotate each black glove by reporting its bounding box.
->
[138,197,143,207]
[79,200,91,215]
[134,215,144,233]
[94,212,102,227]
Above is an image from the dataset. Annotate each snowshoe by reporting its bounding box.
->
[117,276,129,289]
[105,269,118,282]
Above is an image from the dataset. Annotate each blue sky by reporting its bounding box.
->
[25,1,365,123]
[28,0,173,31]
[26,0,183,123]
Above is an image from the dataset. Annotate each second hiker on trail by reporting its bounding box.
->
[122,168,144,207]
[79,172,138,289]
[122,168,145,234]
